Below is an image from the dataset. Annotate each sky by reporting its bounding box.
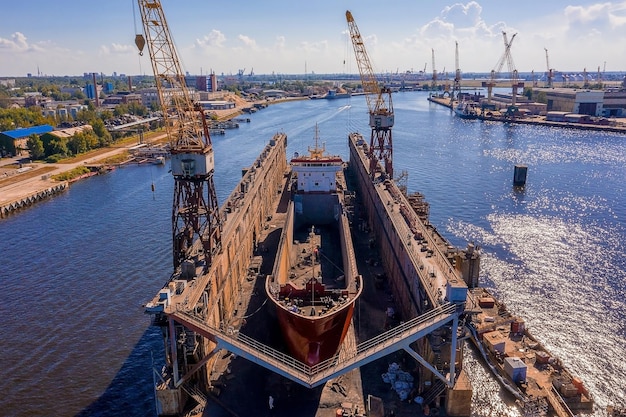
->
[1,0,625,78]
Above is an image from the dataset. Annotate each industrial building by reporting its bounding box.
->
[533,87,626,117]
[0,125,54,157]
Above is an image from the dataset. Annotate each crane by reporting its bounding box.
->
[485,32,522,110]
[452,41,461,103]
[431,48,438,91]
[544,47,553,88]
[346,10,395,178]
[135,0,222,272]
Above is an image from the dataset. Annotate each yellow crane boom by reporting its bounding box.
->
[135,0,221,270]
[345,10,395,178]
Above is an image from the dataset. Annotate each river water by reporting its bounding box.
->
[1,91,624,416]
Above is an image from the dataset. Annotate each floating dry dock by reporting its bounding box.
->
[143,129,594,417]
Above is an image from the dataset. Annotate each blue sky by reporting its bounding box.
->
[1,1,625,77]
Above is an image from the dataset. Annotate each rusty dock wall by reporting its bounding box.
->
[347,132,473,415]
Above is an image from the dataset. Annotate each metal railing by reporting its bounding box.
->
[172,302,458,387]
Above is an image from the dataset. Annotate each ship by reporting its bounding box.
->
[265,125,363,366]
[468,288,594,416]
[324,88,351,99]
[454,101,479,119]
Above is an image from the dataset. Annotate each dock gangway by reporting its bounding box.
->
[169,302,460,388]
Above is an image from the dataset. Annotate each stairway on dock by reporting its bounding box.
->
[170,302,458,388]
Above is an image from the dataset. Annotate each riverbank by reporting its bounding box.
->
[0,96,285,218]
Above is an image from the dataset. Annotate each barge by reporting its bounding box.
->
[469,287,594,416]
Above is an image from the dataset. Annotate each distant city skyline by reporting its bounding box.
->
[1,1,625,78]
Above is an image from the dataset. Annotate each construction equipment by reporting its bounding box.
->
[451,41,461,103]
[135,0,222,272]
[431,48,438,91]
[544,47,554,88]
[346,10,395,178]
[484,32,523,110]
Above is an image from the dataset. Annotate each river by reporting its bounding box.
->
[1,90,624,416]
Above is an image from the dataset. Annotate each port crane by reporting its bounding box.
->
[544,48,554,88]
[451,41,461,103]
[346,10,395,178]
[485,32,523,111]
[135,0,222,272]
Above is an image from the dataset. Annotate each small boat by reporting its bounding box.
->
[324,89,351,99]
[266,125,362,366]
[454,101,479,119]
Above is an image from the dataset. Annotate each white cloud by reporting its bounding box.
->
[565,2,626,32]
[440,1,482,26]
[237,34,257,48]
[100,43,136,55]
[274,36,286,50]
[299,40,329,53]
[0,32,43,52]
[195,30,227,48]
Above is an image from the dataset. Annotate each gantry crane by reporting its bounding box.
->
[346,10,395,178]
[485,32,523,110]
[135,0,222,272]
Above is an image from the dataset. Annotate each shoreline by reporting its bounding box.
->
[0,96,287,217]
[428,96,626,133]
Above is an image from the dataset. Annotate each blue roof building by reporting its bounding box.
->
[0,125,54,156]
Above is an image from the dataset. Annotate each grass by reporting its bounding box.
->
[51,166,91,181]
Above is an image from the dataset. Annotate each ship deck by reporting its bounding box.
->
[276,223,351,317]
[471,288,593,416]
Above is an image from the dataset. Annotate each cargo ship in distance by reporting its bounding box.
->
[266,126,363,366]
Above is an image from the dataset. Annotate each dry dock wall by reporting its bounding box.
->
[197,133,288,386]
[348,134,429,318]
[347,132,472,415]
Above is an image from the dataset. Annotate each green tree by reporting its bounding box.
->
[0,107,51,131]
[72,90,86,100]
[27,134,45,159]
[535,91,547,104]
[67,132,88,155]
[523,87,533,100]
[91,118,112,146]
[46,137,68,157]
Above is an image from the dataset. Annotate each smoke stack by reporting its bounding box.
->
[92,72,99,107]
[128,75,132,91]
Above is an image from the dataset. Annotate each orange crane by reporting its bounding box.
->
[135,0,222,272]
[346,10,395,178]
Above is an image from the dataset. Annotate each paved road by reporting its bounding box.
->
[0,134,167,207]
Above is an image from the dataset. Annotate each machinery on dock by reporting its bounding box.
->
[484,31,524,113]
[346,10,395,178]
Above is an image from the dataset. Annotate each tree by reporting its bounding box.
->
[535,91,547,104]
[91,118,112,146]
[0,107,51,131]
[27,134,45,159]
[46,137,68,157]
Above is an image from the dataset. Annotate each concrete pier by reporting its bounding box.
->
[0,182,67,218]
